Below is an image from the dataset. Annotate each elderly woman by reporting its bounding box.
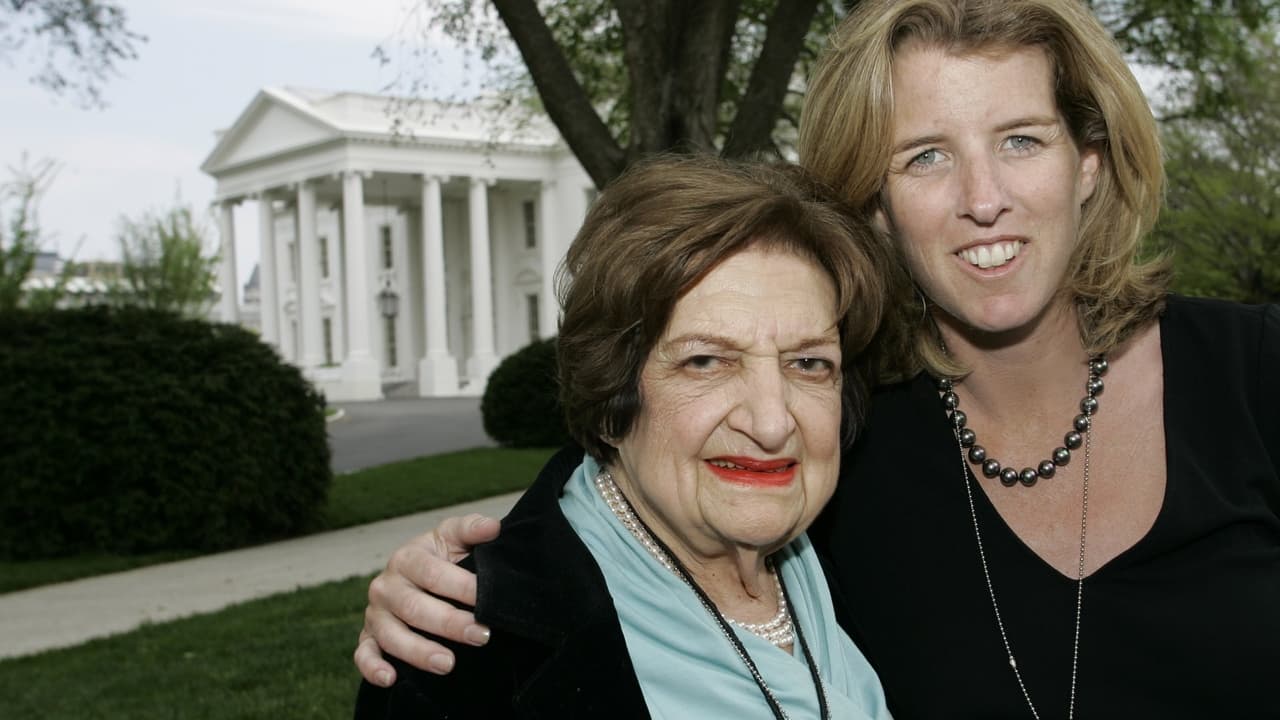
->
[354,154,894,719]
[356,1,1280,717]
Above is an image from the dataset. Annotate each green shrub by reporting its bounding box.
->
[480,337,569,447]
[0,306,331,559]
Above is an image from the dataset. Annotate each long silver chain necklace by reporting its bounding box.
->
[594,469,828,720]
[937,355,1106,720]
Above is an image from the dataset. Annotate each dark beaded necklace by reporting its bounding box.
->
[938,355,1108,487]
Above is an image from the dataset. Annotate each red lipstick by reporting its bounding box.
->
[704,457,797,487]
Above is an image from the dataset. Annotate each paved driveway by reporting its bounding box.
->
[327,396,494,473]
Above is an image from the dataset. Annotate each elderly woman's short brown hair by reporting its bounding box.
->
[556,154,893,464]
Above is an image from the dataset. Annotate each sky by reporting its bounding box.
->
[1,0,473,296]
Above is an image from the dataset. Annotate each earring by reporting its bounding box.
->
[914,285,929,324]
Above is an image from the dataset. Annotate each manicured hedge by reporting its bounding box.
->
[0,307,331,559]
[480,337,569,448]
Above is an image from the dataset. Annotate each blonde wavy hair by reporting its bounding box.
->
[799,0,1171,379]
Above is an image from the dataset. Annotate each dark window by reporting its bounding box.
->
[381,225,393,269]
[385,317,398,368]
[527,293,540,342]
[323,318,334,365]
[522,200,536,249]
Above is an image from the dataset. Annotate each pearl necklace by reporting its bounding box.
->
[936,355,1105,719]
[728,575,795,647]
[594,470,794,647]
[594,468,828,720]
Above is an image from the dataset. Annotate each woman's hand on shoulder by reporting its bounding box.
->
[354,513,500,686]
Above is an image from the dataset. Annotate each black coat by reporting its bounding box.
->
[355,445,652,719]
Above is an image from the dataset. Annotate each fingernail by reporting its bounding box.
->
[428,654,455,674]
[463,625,491,646]
[374,670,392,688]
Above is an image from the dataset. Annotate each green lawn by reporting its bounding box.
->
[321,446,556,528]
[0,446,557,594]
[0,574,373,719]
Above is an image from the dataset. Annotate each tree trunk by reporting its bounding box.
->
[722,0,822,157]
[670,0,742,153]
[492,0,824,187]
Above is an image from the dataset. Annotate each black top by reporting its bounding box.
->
[354,446,652,719]
[811,296,1280,718]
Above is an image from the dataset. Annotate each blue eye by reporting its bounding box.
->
[910,149,939,166]
[1007,135,1040,151]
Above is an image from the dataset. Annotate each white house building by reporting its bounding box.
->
[201,87,595,401]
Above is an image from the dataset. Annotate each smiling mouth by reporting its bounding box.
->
[957,240,1023,269]
[705,458,797,487]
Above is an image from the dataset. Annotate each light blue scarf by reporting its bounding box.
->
[561,454,893,719]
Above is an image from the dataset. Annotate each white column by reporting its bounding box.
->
[466,177,498,391]
[217,201,239,323]
[296,181,324,369]
[418,174,459,395]
[537,180,559,339]
[276,208,296,363]
[255,193,280,347]
[337,170,382,400]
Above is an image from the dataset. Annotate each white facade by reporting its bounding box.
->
[201,88,594,401]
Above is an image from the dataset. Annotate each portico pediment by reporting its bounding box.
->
[201,89,341,175]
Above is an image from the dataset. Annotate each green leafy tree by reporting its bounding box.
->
[0,155,60,311]
[383,0,1279,188]
[1149,28,1280,303]
[113,204,219,317]
[1092,0,1279,122]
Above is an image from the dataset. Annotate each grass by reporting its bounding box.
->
[0,574,373,719]
[322,446,556,528]
[0,446,557,595]
[0,550,203,595]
